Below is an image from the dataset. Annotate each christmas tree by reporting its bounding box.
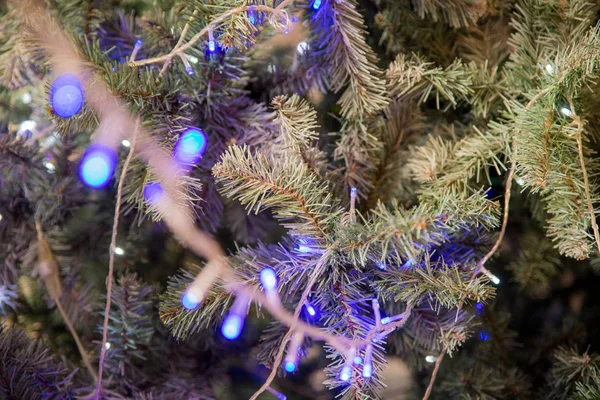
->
[2,0,600,398]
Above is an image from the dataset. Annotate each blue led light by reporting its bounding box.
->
[353,356,363,365]
[284,361,296,373]
[143,182,163,203]
[381,317,390,325]
[208,40,216,52]
[376,262,385,270]
[402,259,413,268]
[135,39,142,47]
[362,362,372,378]
[340,365,351,382]
[260,268,277,291]
[174,128,207,165]
[248,8,256,24]
[312,0,321,10]
[222,314,244,340]
[181,291,200,310]
[479,330,491,341]
[50,74,84,118]
[474,302,484,315]
[305,303,317,317]
[79,145,117,188]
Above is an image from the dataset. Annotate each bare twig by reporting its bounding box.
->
[94,122,138,399]
[568,95,600,254]
[56,299,98,381]
[422,351,445,400]
[471,86,553,280]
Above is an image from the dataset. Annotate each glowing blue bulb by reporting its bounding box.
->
[403,259,413,268]
[381,317,390,325]
[305,303,316,317]
[79,145,117,188]
[186,65,194,76]
[248,8,256,24]
[276,394,287,400]
[340,365,351,382]
[208,40,216,52]
[353,356,363,365]
[174,128,207,165]
[479,330,491,341]
[221,314,244,340]
[143,182,163,203]
[312,0,321,10]
[474,302,484,315]
[135,39,142,48]
[260,268,277,291]
[376,262,385,270]
[284,361,296,372]
[50,74,84,118]
[362,362,372,378]
[181,291,200,310]
[350,187,357,196]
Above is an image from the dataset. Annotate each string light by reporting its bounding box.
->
[114,247,124,255]
[559,106,572,117]
[17,120,37,136]
[221,295,249,340]
[479,330,491,341]
[187,55,199,64]
[260,268,277,291]
[362,344,373,378]
[182,262,221,310]
[312,0,322,10]
[221,314,244,340]
[182,291,200,310]
[21,92,32,104]
[353,356,363,365]
[474,302,484,315]
[283,331,303,373]
[381,317,390,325]
[0,213,3,222]
[296,244,311,253]
[173,128,207,166]
[43,160,56,173]
[425,355,436,363]
[121,139,131,147]
[50,73,84,118]
[79,144,117,188]
[181,55,194,76]
[340,348,356,382]
[304,302,317,317]
[376,262,385,270]
[296,41,309,55]
[143,182,164,204]
[544,64,554,74]
[105,342,112,350]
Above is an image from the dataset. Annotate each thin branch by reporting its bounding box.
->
[94,122,138,399]
[55,298,98,381]
[471,86,553,279]
[422,350,445,400]
[130,5,290,69]
[568,95,600,254]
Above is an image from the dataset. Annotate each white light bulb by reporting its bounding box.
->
[545,64,554,74]
[296,41,309,55]
[187,55,199,64]
[105,342,111,350]
[114,247,124,255]
[18,120,37,136]
[491,275,500,285]
[21,92,32,104]
[516,177,525,186]
[121,139,131,147]
[425,355,436,363]
[43,161,56,173]
[560,107,572,117]
[0,213,3,222]
[267,63,276,74]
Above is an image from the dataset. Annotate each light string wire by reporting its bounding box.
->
[17,1,415,397]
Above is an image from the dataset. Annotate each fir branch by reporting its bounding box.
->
[311,0,388,118]
[213,144,341,241]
